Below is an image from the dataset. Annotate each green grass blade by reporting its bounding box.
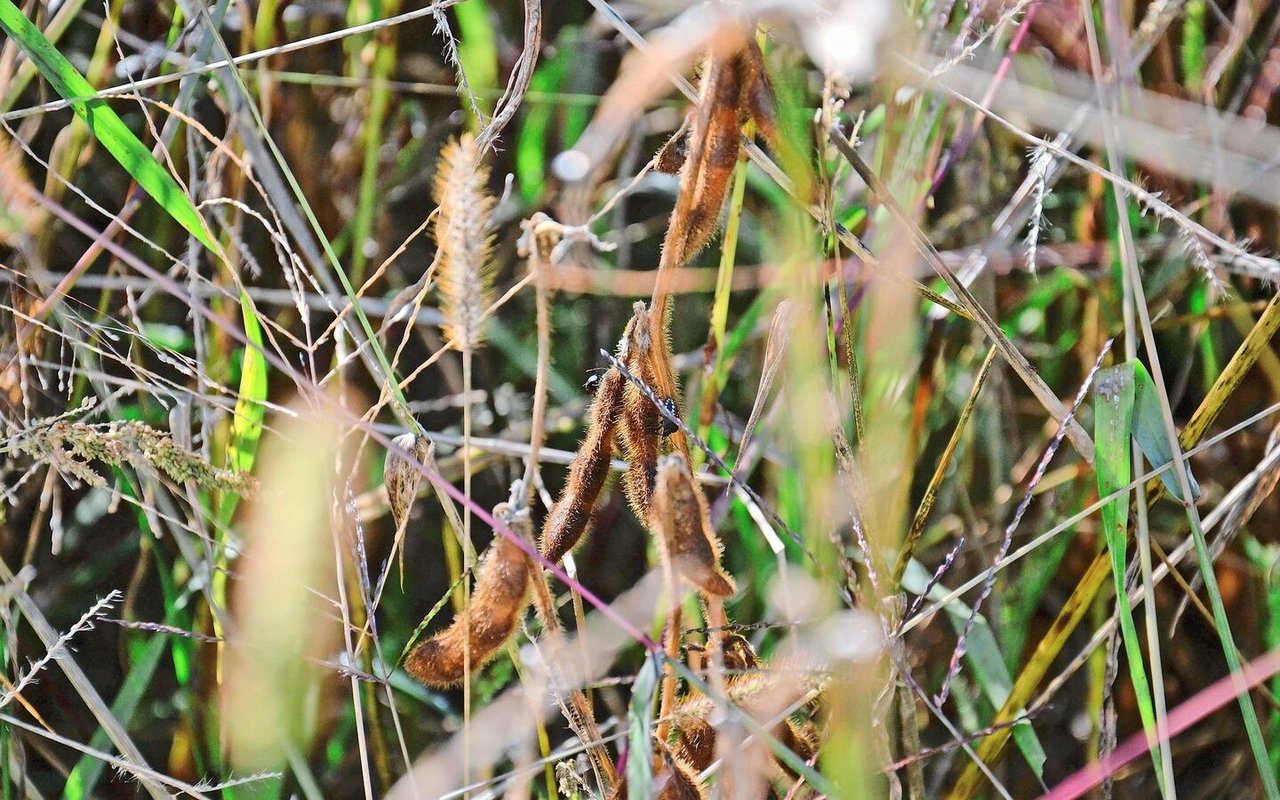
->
[64,633,168,799]
[453,0,498,122]
[1181,0,1207,92]
[1094,362,1166,792]
[695,155,750,464]
[1131,361,1199,501]
[515,28,575,202]
[218,291,268,524]
[1245,537,1280,773]
[626,654,660,796]
[0,0,215,252]
[65,471,181,799]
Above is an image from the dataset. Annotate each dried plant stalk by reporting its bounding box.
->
[650,453,734,598]
[539,366,625,562]
[405,528,531,687]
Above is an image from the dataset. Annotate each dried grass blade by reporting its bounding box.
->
[894,345,997,586]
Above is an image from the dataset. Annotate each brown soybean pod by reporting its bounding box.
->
[617,303,671,520]
[404,531,531,687]
[650,453,735,599]
[538,366,625,562]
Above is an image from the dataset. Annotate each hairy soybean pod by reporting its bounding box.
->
[618,304,669,519]
[404,531,531,687]
[651,453,735,598]
[539,367,625,562]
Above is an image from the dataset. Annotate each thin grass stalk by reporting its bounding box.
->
[518,230,551,507]
[894,345,997,586]
[942,304,1280,788]
[329,464,376,800]
[461,350,474,781]
[1087,0,1277,777]
[1130,270,1280,799]
[828,128,1095,463]
[0,566,188,800]
[348,0,404,285]
[522,529,618,791]
[433,132,495,785]
[1082,1,1175,784]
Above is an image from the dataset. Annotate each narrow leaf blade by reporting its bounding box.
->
[1131,361,1200,501]
[0,0,215,251]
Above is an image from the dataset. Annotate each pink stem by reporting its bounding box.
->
[1042,647,1280,800]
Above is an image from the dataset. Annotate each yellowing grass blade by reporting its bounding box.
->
[219,292,268,524]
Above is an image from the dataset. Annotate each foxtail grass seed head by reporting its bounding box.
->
[434,133,496,351]
[405,528,532,687]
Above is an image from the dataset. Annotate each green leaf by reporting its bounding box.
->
[0,0,215,252]
[1094,362,1166,789]
[1130,360,1200,501]
[626,654,660,796]
[219,292,268,523]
